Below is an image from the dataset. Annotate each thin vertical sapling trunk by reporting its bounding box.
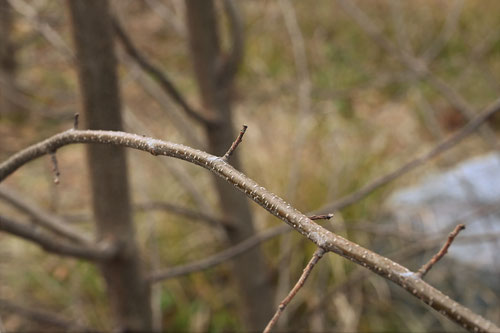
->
[67,0,152,331]
[185,0,274,329]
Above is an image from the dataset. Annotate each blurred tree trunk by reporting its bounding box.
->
[0,0,23,120]
[67,1,151,331]
[185,0,274,330]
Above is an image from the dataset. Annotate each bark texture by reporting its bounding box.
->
[185,0,274,330]
[67,1,152,331]
[3,129,498,333]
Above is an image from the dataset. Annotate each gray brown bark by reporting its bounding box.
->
[67,1,151,331]
[1,128,498,333]
[185,0,274,330]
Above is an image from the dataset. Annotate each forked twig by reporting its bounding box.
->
[222,125,247,161]
[416,224,466,278]
[263,247,326,333]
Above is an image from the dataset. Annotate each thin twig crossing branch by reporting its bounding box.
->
[416,224,466,279]
[308,213,334,221]
[263,247,326,333]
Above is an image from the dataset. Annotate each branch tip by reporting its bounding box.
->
[73,113,79,130]
[309,213,334,221]
[263,247,325,333]
[222,125,248,161]
[416,224,466,279]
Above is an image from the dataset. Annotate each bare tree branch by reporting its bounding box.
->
[416,224,466,279]
[317,96,500,214]
[421,0,465,62]
[0,129,498,332]
[149,224,283,282]
[122,69,206,149]
[0,298,90,332]
[144,0,185,37]
[263,247,326,333]
[123,109,214,215]
[336,0,499,149]
[111,16,214,126]
[310,229,500,317]
[279,0,313,202]
[0,187,93,245]
[136,201,232,229]
[7,0,74,59]
[0,214,115,261]
[276,3,313,327]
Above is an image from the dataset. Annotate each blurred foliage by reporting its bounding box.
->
[1,0,500,332]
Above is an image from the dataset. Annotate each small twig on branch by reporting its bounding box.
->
[49,151,60,184]
[310,226,500,316]
[73,113,79,130]
[416,224,466,279]
[111,16,213,126]
[308,213,334,221]
[263,247,326,333]
[222,125,247,161]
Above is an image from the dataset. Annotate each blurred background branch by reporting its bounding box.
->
[1,0,500,331]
